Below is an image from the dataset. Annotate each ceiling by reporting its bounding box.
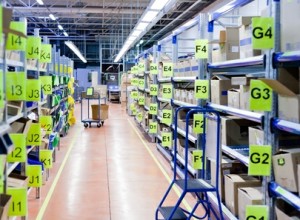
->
[6,0,216,67]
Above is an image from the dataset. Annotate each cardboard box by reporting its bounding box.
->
[100,104,109,120]
[210,76,232,105]
[239,85,250,110]
[298,164,300,196]
[239,25,261,59]
[8,173,28,188]
[222,116,257,146]
[273,148,300,192]
[11,118,32,134]
[249,126,264,146]
[0,194,11,220]
[231,77,255,86]
[238,187,263,220]
[237,16,254,26]
[228,89,240,109]
[275,199,300,220]
[211,158,247,201]
[224,174,261,216]
[7,101,23,116]
[206,115,221,160]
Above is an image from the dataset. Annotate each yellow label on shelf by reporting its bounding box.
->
[132,66,138,74]
[26,36,41,59]
[162,109,172,125]
[60,64,63,73]
[6,21,26,51]
[40,44,52,63]
[248,145,272,176]
[252,17,274,49]
[131,78,138,86]
[27,165,42,187]
[131,91,138,99]
[55,64,58,73]
[137,112,143,122]
[0,71,3,108]
[64,66,68,74]
[40,116,52,134]
[149,103,158,115]
[246,205,269,220]
[6,72,26,101]
[192,150,203,170]
[195,39,208,59]
[7,134,26,163]
[163,63,173,77]
[162,84,172,99]
[150,63,158,75]
[8,187,27,216]
[130,103,135,110]
[250,80,272,111]
[68,67,73,74]
[150,84,158,96]
[138,62,145,72]
[26,79,41,101]
[0,7,2,43]
[138,79,145,89]
[138,96,145,106]
[40,150,53,169]
[132,109,137,115]
[193,114,204,134]
[149,121,158,134]
[40,76,52,95]
[161,132,172,147]
[194,80,209,99]
[27,123,41,146]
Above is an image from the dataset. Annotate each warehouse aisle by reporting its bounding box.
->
[28,103,196,220]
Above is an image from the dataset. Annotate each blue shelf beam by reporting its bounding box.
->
[172,76,198,82]
[158,34,173,46]
[273,51,300,68]
[272,118,300,135]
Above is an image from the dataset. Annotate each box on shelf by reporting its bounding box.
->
[206,116,221,160]
[8,173,28,188]
[224,174,261,216]
[238,187,263,220]
[273,148,300,192]
[227,88,240,109]
[298,164,300,196]
[239,25,261,59]
[231,76,255,86]
[275,199,300,220]
[248,126,264,146]
[221,116,258,146]
[11,118,32,134]
[0,194,11,220]
[237,16,255,26]
[210,157,247,201]
[7,101,23,116]
[180,90,188,103]
[239,85,250,110]
[210,75,232,105]
[190,59,198,77]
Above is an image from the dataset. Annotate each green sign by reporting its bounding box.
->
[252,17,274,49]
[161,132,172,147]
[7,187,27,217]
[163,63,173,77]
[246,205,269,220]
[149,103,158,115]
[138,62,145,72]
[250,80,272,111]
[27,123,41,146]
[149,121,158,134]
[40,150,53,169]
[6,21,26,51]
[40,116,52,134]
[132,66,138,74]
[40,76,52,95]
[132,109,137,116]
[26,36,41,59]
[26,79,41,101]
[192,150,203,170]
[138,79,145,89]
[195,39,208,59]
[162,84,172,99]
[6,72,26,101]
[8,134,26,163]
[0,71,3,108]
[131,78,138,86]
[248,145,272,176]
[27,165,42,187]
[138,96,145,105]
[195,80,209,99]
[131,91,138,99]
[137,112,143,122]
[150,84,158,96]
[150,63,158,75]
[40,44,52,63]
[162,109,172,125]
[193,114,204,134]
[130,103,135,110]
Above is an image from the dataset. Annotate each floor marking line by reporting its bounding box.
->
[36,128,81,220]
[128,119,192,211]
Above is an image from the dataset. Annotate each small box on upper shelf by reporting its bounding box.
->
[210,75,232,105]
[7,101,23,116]
[238,187,263,220]
[228,88,240,109]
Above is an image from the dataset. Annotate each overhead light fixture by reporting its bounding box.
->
[49,14,56,21]
[142,11,159,22]
[140,39,144,44]
[58,24,63,30]
[36,0,44,5]
[136,44,140,47]
[63,31,68,37]
[65,41,87,63]
[136,22,149,31]
[151,0,170,10]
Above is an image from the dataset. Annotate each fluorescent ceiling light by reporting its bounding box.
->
[136,44,140,47]
[36,0,44,5]
[142,11,159,22]
[151,0,170,10]
[49,14,56,21]
[140,39,144,44]
[132,29,143,37]
[58,24,63,30]
[136,22,149,31]
[65,41,87,63]
[63,31,68,36]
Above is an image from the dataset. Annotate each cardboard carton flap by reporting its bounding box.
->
[228,88,240,92]
[260,79,296,96]
[239,187,263,199]
[211,75,230,80]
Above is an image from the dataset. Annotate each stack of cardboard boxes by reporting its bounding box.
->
[173,89,197,105]
[120,73,133,108]
[173,59,198,77]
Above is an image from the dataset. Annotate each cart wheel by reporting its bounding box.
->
[97,123,101,128]
[84,123,88,128]
[89,123,92,128]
